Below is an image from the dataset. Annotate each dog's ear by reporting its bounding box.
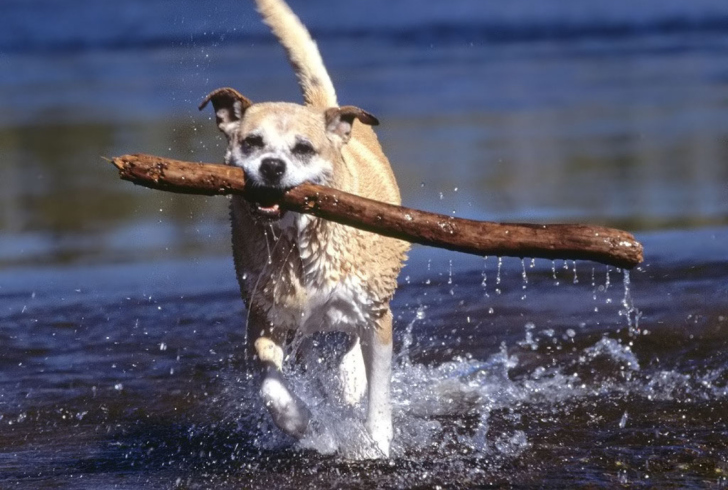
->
[324,106,379,144]
[199,87,253,140]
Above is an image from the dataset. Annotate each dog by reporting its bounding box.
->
[199,0,408,457]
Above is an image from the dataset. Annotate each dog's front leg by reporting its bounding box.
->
[248,313,311,439]
[361,309,394,457]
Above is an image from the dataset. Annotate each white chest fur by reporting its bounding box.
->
[296,214,373,334]
[299,275,372,334]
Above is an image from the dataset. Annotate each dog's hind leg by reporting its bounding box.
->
[361,309,394,457]
[338,335,367,406]
[248,313,311,439]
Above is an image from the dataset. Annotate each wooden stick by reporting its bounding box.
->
[110,153,643,269]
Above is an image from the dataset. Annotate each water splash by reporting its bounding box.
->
[619,270,642,336]
[397,306,425,368]
[583,337,641,374]
[241,326,700,461]
[516,322,538,351]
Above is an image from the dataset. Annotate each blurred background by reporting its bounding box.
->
[1,0,727,269]
[1,1,727,487]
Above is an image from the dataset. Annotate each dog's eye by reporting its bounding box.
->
[242,135,264,151]
[292,141,315,156]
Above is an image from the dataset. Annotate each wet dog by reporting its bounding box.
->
[200,0,408,456]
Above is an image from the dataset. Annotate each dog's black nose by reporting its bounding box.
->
[259,158,286,184]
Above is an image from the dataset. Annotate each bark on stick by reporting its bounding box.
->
[110,153,643,269]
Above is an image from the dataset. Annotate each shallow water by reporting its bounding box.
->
[1,235,727,488]
[1,1,728,488]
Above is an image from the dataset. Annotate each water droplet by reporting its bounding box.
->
[605,266,611,290]
[620,270,642,336]
[481,256,489,297]
[619,411,628,429]
[521,258,528,289]
[262,228,273,265]
[517,322,538,350]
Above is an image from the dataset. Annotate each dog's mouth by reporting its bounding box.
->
[247,186,287,221]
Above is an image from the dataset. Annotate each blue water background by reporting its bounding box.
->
[0,1,727,487]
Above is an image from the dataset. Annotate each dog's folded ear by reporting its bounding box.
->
[199,88,253,140]
[324,106,379,144]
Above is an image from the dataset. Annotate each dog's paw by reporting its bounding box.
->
[255,337,284,370]
[260,372,312,439]
[366,417,393,458]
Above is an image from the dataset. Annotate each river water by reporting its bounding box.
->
[1,1,727,488]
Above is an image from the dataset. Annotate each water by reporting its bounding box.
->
[1,0,728,487]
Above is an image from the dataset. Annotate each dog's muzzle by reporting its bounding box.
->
[246,185,287,221]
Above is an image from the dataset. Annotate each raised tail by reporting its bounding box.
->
[255,0,337,108]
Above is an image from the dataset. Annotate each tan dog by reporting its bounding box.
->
[199,0,408,457]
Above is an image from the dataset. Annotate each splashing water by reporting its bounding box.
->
[619,270,642,336]
[232,312,716,464]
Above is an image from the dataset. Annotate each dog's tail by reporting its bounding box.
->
[255,0,337,108]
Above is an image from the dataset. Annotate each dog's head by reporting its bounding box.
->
[200,87,378,220]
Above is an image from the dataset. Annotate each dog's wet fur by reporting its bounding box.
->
[200,0,408,456]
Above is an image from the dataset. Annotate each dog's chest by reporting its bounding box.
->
[297,272,371,334]
[234,211,375,333]
[296,218,372,333]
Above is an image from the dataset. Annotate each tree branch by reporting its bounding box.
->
[110,153,643,269]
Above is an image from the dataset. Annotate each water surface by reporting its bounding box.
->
[0,1,727,487]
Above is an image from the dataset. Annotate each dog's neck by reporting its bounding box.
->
[236,147,358,292]
[294,214,344,286]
